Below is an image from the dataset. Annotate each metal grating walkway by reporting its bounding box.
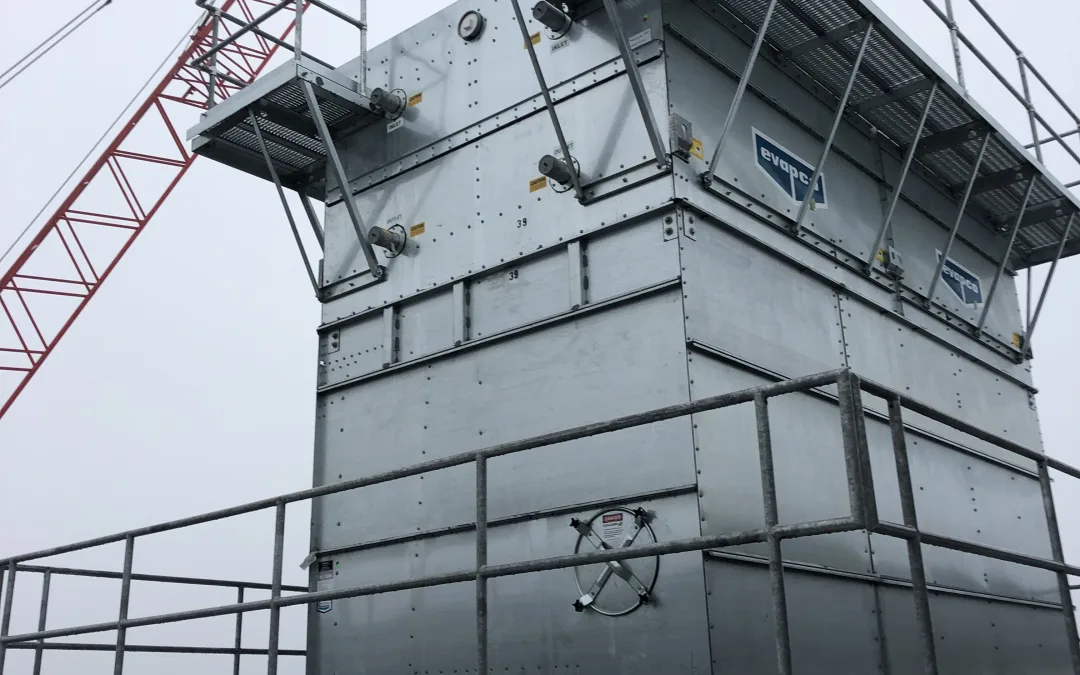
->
[187,57,379,201]
[711,0,1080,269]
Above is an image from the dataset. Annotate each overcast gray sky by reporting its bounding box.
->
[0,1,1077,673]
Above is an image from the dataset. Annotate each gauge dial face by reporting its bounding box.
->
[458,11,484,41]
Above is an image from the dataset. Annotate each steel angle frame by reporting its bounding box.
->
[249,109,322,295]
[924,132,992,305]
[508,0,584,201]
[974,176,1037,336]
[865,82,939,273]
[2,368,1079,675]
[793,23,874,232]
[704,0,779,184]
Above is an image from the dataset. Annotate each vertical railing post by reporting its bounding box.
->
[887,397,940,675]
[0,561,16,674]
[476,452,490,675]
[207,9,222,109]
[233,586,245,675]
[705,0,779,183]
[755,393,792,675]
[293,0,303,65]
[358,0,368,95]
[1036,462,1080,673]
[794,24,874,232]
[1018,55,1043,163]
[943,0,966,89]
[837,372,868,525]
[114,535,135,675]
[31,570,51,675]
[267,500,286,675]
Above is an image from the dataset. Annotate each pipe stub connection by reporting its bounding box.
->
[538,154,573,186]
[368,224,408,257]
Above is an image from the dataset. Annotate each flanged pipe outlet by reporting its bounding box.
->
[368,225,407,255]
[538,154,573,185]
[370,88,406,116]
[532,1,572,35]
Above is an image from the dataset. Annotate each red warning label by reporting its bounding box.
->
[603,513,624,524]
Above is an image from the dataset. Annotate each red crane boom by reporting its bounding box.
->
[0,0,300,420]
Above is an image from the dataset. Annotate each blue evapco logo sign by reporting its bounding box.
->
[936,250,983,307]
[753,128,827,209]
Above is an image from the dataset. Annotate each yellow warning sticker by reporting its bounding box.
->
[875,248,886,263]
[690,138,704,161]
[409,222,425,237]
[408,92,423,108]
[1011,332,1023,349]
[524,32,541,48]
[529,176,548,193]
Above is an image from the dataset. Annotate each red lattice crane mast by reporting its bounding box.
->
[0,1,303,420]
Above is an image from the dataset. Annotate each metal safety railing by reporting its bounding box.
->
[192,0,368,108]
[916,0,1080,356]
[922,0,1080,176]
[0,368,1077,674]
[1,565,307,675]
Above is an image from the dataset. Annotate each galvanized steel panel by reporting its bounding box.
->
[682,218,848,378]
[313,291,694,549]
[690,354,873,573]
[841,292,1043,454]
[584,217,681,304]
[334,0,664,183]
[396,287,456,362]
[469,248,569,339]
[705,559,884,674]
[309,493,710,675]
[869,430,1056,601]
[878,586,1075,674]
[316,311,384,388]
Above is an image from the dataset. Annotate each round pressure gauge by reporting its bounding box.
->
[458,11,485,42]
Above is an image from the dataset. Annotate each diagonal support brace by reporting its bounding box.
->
[866,82,939,273]
[509,0,585,200]
[301,80,383,279]
[249,109,321,296]
[974,176,1037,336]
[705,0,778,183]
[794,23,874,232]
[601,0,668,168]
